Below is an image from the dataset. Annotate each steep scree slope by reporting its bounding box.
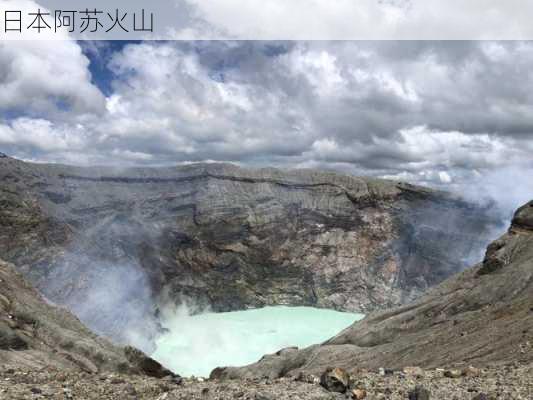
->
[0,258,172,378]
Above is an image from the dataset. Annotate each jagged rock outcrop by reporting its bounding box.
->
[0,155,497,348]
[215,202,533,379]
[510,200,533,231]
[0,259,172,378]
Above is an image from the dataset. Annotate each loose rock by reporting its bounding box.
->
[352,388,367,399]
[403,367,425,377]
[378,368,394,376]
[320,367,350,393]
[408,385,430,400]
[444,369,463,379]
[462,366,481,377]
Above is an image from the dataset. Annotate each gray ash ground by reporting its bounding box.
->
[1,363,531,400]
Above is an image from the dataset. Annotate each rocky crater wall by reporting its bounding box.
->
[0,157,498,349]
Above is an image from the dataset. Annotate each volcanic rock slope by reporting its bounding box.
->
[216,201,533,380]
[0,258,171,378]
[0,155,495,337]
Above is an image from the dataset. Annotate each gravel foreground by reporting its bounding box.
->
[1,363,531,400]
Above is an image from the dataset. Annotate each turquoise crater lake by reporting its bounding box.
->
[152,306,364,377]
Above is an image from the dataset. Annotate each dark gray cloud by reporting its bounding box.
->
[0,40,533,197]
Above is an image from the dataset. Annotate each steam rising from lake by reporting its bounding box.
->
[152,306,364,377]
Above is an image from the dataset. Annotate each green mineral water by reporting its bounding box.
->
[152,306,364,377]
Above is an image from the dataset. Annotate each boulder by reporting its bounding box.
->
[462,366,481,377]
[123,346,175,378]
[0,322,28,350]
[512,201,533,230]
[209,367,226,380]
[275,347,299,356]
[378,367,394,376]
[444,369,462,379]
[478,238,507,275]
[320,367,350,393]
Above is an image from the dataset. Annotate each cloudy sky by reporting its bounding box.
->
[5,0,533,40]
[1,39,533,209]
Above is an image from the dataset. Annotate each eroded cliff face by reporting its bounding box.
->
[216,201,533,380]
[0,156,497,347]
